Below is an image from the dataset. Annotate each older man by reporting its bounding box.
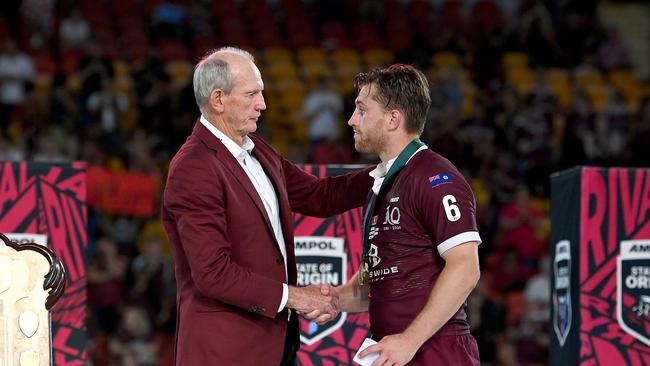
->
[162,47,372,366]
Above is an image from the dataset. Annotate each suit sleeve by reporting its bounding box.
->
[163,155,283,319]
[282,159,374,217]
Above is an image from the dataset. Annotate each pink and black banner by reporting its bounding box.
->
[295,165,371,366]
[0,162,87,365]
[551,167,650,365]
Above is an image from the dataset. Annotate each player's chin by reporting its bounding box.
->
[354,140,369,154]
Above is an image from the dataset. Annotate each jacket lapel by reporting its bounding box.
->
[193,122,274,235]
[251,138,297,282]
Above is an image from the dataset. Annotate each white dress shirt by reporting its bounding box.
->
[200,116,289,312]
[369,144,428,194]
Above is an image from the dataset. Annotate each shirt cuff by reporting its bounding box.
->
[437,231,482,255]
[278,283,289,312]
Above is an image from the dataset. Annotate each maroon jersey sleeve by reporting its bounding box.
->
[416,164,482,254]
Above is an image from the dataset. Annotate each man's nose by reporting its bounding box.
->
[257,95,266,110]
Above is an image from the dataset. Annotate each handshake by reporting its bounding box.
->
[287,284,339,324]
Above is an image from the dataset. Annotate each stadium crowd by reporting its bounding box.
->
[0,0,647,365]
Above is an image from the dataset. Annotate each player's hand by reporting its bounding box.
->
[297,284,340,324]
[359,333,419,366]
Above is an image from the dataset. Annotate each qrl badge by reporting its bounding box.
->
[553,240,571,346]
[294,236,347,346]
[617,240,650,346]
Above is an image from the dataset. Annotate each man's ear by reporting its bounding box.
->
[210,89,225,113]
[386,109,402,131]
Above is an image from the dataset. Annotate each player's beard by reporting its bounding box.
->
[354,128,386,156]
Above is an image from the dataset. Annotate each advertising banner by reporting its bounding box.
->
[0,161,87,364]
[551,167,650,365]
[86,166,159,217]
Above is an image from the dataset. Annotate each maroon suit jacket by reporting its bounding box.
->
[162,122,373,366]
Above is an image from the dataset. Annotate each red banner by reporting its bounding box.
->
[86,166,159,217]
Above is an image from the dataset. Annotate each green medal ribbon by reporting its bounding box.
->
[362,139,425,268]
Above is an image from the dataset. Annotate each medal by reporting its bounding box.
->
[358,261,369,285]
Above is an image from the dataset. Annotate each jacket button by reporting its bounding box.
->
[250,305,265,314]
[275,256,284,264]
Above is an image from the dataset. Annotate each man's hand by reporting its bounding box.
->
[288,284,339,323]
[359,333,420,366]
[298,284,340,324]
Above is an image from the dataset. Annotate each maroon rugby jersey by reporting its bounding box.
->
[366,148,482,342]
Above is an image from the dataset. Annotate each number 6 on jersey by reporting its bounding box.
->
[442,194,461,222]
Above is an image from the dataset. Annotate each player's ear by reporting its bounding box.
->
[387,109,402,131]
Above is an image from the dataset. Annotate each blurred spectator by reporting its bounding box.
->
[86,78,129,143]
[487,151,519,207]
[556,7,602,68]
[496,185,544,278]
[21,0,55,48]
[432,69,464,111]
[80,139,107,166]
[299,76,345,159]
[472,25,507,90]
[468,277,507,366]
[124,128,161,175]
[78,42,114,99]
[0,40,36,128]
[49,73,78,129]
[20,80,49,133]
[88,237,128,335]
[109,306,157,366]
[598,28,631,70]
[150,0,189,40]
[31,128,70,162]
[0,132,25,161]
[517,256,551,365]
[130,236,175,320]
[59,9,90,50]
[561,90,593,166]
[523,256,550,323]
[598,92,631,162]
[518,0,558,67]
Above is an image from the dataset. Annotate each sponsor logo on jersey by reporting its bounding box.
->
[389,197,399,203]
[369,226,379,240]
[429,173,452,188]
[372,215,378,225]
[368,243,381,267]
[383,206,400,225]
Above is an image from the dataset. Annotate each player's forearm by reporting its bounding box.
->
[402,257,480,348]
[337,272,370,312]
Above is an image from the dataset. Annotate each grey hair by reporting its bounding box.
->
[193,47,256,113]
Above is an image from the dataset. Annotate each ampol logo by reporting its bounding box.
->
[295,236,347,346]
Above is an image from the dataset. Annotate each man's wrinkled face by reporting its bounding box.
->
[222,60,266,137]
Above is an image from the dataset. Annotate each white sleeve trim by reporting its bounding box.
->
[437,231,482,255]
